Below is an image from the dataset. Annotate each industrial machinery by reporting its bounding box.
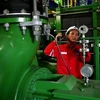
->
[0,0,100,100]
[54,0,100,79]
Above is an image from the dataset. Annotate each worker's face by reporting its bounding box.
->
[66,30,79,42]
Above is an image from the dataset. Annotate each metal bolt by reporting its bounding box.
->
[4,23,9,31]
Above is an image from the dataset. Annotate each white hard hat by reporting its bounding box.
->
[65,26,79,36]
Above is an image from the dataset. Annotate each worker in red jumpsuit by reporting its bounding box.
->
[44,26,91,79]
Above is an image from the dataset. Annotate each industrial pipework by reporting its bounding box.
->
[79,25,94,85]
[0,0,49,100]
[0,0,100,100]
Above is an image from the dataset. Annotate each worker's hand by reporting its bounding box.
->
[55,33,63,41]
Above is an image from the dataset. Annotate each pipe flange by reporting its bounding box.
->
[16,67,52,100]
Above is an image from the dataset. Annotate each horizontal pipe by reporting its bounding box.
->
[54,27,100,32]
[54,10,91,16]
[54,29,66,32]
[54,7,99,16]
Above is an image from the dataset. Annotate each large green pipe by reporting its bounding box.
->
[0,15,46,100]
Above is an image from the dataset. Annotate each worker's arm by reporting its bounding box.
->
[44,33,63,58]
[44,41,58,58]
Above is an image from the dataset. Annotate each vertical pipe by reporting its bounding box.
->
[67,0,69,7]
[33,0,37,14]
[74,0,76,6]
[45,4,48,17]
[92,7,100,80]
[55,8,62,33]
[82,34,86,65]
[70,0,73,7]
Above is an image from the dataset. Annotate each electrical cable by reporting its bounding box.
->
[46,32,71,75]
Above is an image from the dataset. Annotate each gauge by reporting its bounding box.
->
[80,64,93,77]
[79,25,88,34]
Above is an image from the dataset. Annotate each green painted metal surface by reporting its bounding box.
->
[37,50,56,73]
[16,67,53,100]
[52,79,100,100]
[0,15,47,100]
[22,72,100,100]
[55,7,62,34]
[92,3,100,79]
[49,18,56,30]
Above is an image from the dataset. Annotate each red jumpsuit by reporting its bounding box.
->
[44,41,91,79]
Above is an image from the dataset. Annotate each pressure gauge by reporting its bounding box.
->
[80,64,93,77]
[79,25,88,34]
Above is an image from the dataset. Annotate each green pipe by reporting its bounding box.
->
[0,15,47,100]
[92,6,100,80]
